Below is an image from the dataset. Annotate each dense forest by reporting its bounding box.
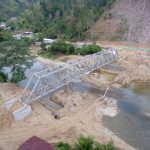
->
[0,0,39,22]
[13,0,115,41]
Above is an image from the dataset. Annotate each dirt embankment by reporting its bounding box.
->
[90,0,150,44]
[83,42,150,88]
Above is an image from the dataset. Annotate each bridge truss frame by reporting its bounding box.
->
[20,48,119,104]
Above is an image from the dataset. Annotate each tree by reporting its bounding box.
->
[0,29,33,83]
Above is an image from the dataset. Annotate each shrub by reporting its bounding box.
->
[76,44,102,55]
[39,41,102,58]
[74,136,94,150]
[55,136,119,150]
[94,141,119,150]
[38,50,53,59]
[0,72,8,82]
[56,142,72,150]
[50,41,75,55]
[11,67,26,83]
[40,42,47,50]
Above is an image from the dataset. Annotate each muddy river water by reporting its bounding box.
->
[14,61,150,150]
[104,85,150,150]
[72,81,150,150]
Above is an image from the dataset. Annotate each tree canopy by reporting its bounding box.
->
[0,29,33,83]
[14,0,115,41]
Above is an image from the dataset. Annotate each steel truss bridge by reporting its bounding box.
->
[20,48,119,104]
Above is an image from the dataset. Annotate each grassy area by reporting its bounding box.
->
[38,51,53,59]
[56,136,119,150]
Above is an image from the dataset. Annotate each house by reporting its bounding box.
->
[23,31,34,38]
[10,17,17,21]
[43,38,56,44]
[18,136,57,150]
[35,42,41,46]
[0,22,6,29]
[12,34,22,40]
[74,42,85,48]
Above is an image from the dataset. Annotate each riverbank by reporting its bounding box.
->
[0,82,135,150]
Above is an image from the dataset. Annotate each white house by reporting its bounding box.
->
[23,31,34,38]
[0,22,6,29]
[43,38,56,44]
[74,42,85,48]
[12,34,22,40]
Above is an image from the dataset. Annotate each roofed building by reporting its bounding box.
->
[18,136,57,150]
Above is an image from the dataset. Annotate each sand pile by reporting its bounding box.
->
[0,83,22,104]
[0,101,24,129]
[0,108,13,129]
[0,83,24,129]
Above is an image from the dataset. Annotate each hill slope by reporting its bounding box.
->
[13,0,115,41]
[91,0,150,44]
[0,0,39,22]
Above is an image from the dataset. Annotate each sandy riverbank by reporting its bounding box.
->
[0,83,135,150]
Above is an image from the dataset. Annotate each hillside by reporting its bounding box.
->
[0,0,39,22]
[1,0,149,44]
[13,0,115,41]
[91,0,150,44]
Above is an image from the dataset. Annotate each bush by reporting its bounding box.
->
[76,44,102,55]
[0,72,8,82]
[56,142,72,150]
[50,41,75,55]
[40,42,47,50]
[74,136,94,150]
[39,41,102,58]
[56,136,119,150]
[38,50,53,59]
[11,67,26,83]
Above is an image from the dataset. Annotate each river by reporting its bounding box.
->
[103,83,150,150]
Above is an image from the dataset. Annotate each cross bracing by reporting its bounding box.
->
[20,48,119,104]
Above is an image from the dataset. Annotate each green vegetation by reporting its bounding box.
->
[0,0,38,22]
[11,67,26,83]
[56,136,119,150]
[14,0,115,41]
[0,28,33,83]
[0,72,8,82]
[75,44,102,55]
[49,41,75,55]
[39,41,102,58]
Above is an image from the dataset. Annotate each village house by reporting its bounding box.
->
[23,31,34,38]
[0,22,6,29]
[43,38,56,44]
[12,34,22,40]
